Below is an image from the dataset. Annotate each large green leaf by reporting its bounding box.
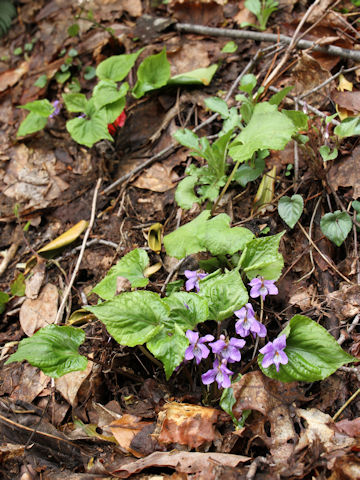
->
[66,112,113,147]
[17,112,48,137]
[85,291,169,347]
[259,315,355,382]
[62,93,88,113]
[132,48,170,99]
[164,211,254,259]
[168,65,218,86]
[163,292,209,331]
[96,49,144,82]
[229,102,296,163]
[92,248,149,300]
[18,99,54,117]
[234,153,266,187]
[239,232,285,280]
[334,117,360,139]
[278,194,304,229]
[92,81,128,110]
[5,325,87,378]
[320,211,352,247]
[199,269,248,321]
[147,325,188,380]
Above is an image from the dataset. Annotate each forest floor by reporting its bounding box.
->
[0,0,360,478]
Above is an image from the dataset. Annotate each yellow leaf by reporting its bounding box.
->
[38,220,88,254]
[144,262,162,278]
[253,166,276,214]
[147,222,163,253]
[337,74,353,121]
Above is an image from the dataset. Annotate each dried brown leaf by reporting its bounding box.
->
[20,283,58,336]
[155,402,220,449]
[326,284,360,322]
[0,62,29,92]
[331,90,360,114]
[328,145,360,199]
[109,414,153,458]
[55,360,93,407]
[335,418,360,438]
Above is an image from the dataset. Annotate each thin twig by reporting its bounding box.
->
[268,86,340,125]
[161,258,186,293]
[298,222,352,284]
[175,23,360,62]
[337,313,360,345]
[55,178,102,324]
[333,387,360,421]
[264,0,321,86]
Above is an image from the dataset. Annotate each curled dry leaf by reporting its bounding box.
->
[335,418,360,438]
[295,408,356,456]
[232,371,298,468]
[112,451,250,479]
[328,145,360,200]
[9,365,49,403]
[109,414,154,458]
[55,360,93,407]
[20,283,58,336]
[288,284,320,312]
[24,260,46,299]
[326,284,360,322]
[155,402,220,450]
[0,61,29,93]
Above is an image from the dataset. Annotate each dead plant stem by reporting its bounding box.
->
[332,387,360,421]
[55,178,102,324]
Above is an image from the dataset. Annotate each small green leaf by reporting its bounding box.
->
[334,117,360,138]
[147,325,188,379]
[173,128,201,153]
[96,49,144,82]
[99,97,126,124]
[86,291,169,347]
[204,97,229,118]
[132,48,170,99]
[168,65,217,86]
[239,73,257,94]
[268,86,293,106]
[220,384,250,427]
[14,47,22,56]
[68,23,79,37]
[352,200,360,213]
[234,152,267,187]
[92,248,149,300]
[10,273,26,297]
[259,315,355,382]
[282,110,308,131]
[239,231,285,280]
[34,75,48,88]
[84,66,96,80]
[320,211,352,247]
[0,291,10,314]
[68,48,78,57]
[199,269,248,322]
[17,112,47,137]
[63,93,88,113]
[18,99,54,117]
[229,102,296,163]
[319,145,338,161]
[92,80,128,110]
[5,325,87,378]
[222,41,238,53]
[175,176,200,209]
[278,194,304,229]
[66,112,113,147]
[55,71,71,84]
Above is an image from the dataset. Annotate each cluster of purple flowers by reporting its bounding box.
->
[183,271,288,387]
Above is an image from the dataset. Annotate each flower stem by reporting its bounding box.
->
[212,159,241,214]
[252,296,264,359]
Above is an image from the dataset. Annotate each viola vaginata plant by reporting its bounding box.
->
[16,47,217,148]
[6,210,356,422]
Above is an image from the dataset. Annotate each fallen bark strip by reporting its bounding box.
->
[176,23,360,62]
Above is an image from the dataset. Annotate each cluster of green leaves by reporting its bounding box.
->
[0,273,26,314]
[241,0,279,31]
[174,76,306,210]
[17,48,217,148]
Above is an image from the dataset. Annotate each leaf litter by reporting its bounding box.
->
[0,0,360,478]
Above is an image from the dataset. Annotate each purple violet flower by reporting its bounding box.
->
[184,270,208,293]
[49,100,61,119]
[209,335,245,363]
[259,334,288,372]
[249,277,278,301]
[234,303,267,338]
[184,330,214,365]
[201,358,233,389]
